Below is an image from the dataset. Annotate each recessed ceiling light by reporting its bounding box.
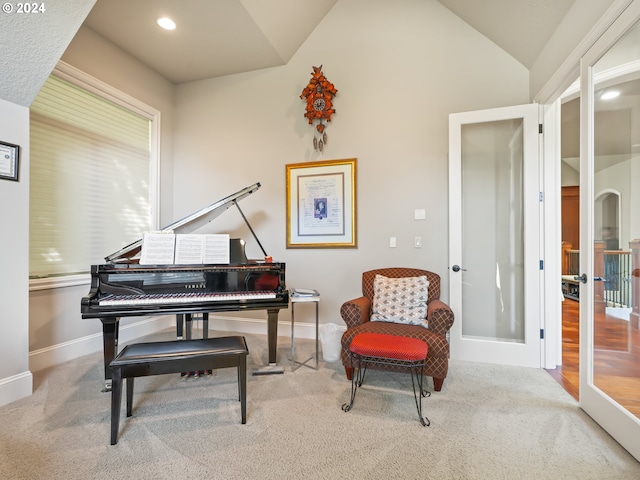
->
[157,17,176,30]
[601,90,620,100]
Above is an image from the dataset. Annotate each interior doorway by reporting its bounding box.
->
[543,93,581,400]
[595,191,621,251]
[548,69,640,413]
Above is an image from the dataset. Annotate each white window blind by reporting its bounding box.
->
[30,74,152,277]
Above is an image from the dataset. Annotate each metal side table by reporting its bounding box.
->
[290,292,320,371]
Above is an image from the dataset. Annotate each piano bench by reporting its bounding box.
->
[109,336,249,445]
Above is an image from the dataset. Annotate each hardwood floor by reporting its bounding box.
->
[546,299,580,400]
[546,298,640,418]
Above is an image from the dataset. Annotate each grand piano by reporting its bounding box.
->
[81,183,288,390]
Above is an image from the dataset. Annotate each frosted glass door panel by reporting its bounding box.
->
[461,120,524,342]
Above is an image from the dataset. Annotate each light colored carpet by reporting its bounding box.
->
[0,329,638,480]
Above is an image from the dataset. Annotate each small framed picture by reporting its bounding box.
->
[0,141,20,182]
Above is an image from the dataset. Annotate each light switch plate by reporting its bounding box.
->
[389,236,397,248]
[414,209,426,220]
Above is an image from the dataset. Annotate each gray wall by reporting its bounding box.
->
[171,0,530,323]
[0,99,31,404]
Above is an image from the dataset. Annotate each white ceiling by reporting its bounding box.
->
[83,0,576,85]
[437,0,575,69]
[83,0,338,84]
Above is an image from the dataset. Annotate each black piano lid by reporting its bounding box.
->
[105,182,261,263]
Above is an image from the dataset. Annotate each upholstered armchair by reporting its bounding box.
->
[340,268,454,391]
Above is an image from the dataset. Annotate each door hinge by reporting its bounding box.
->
[539,192,544,202]
[539,260,544,270]
[539,123,543,134]
[540,328,545,339]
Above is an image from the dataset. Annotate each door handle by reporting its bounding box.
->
[574,274,603,283]
[451,265,467,272]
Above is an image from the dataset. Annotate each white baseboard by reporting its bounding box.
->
[196,314,318,340]
[28,314,319,373]
[28,315,175,373]
[0,370,33,408]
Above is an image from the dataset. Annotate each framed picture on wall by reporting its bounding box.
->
[0,141,20,182]
[286,158,357,248]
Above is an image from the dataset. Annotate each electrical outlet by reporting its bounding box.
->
[414,236,422,248]
[389,236,397,248]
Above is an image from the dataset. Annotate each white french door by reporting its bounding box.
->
[448,104,541,367]
[579,1,640,462]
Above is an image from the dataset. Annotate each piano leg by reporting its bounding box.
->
[185,314,192,340]
[176,314,184,339]
[267,308,279,365]
[252,308,284,376]
[202,313,209,339]
[100,317,120,392]
[185,313,209,340]
[180,314,195,378]
[180,313,209,341]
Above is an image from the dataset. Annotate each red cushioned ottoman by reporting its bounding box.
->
[342,332,431,426]
[350,333,428,361]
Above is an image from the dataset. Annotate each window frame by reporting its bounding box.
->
[29,61,161,291]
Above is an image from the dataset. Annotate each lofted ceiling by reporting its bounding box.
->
[83,0,575,85]
[436,0,575,70]
[83,0,338,84]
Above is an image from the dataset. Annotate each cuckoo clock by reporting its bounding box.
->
[300,65,337,151]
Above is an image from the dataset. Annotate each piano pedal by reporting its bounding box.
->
[182,370,207,379]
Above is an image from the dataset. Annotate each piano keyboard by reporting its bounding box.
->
[99,291,277,307]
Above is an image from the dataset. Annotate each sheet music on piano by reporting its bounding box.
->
[140,232,231,265]
[174,234,230,264]
[140,232,175,265]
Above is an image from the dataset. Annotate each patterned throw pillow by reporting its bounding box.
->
[371,274,429,328]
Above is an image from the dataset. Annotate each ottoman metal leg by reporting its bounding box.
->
[341,352,363,413]
[410,364,431,426]
[342,354,430,426]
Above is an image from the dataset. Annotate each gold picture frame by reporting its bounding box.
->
[286,158,357,248]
